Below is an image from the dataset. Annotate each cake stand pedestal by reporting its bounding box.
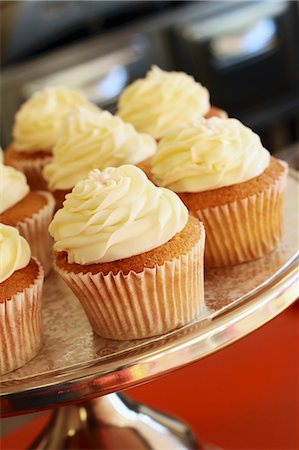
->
[1,172,298,450]
[29,394,201,450]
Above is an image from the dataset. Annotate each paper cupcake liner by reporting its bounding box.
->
[191,168,288,268]
[16,191,55,276]
[0,258,44,375]
[55,231,205,340]
[7,155,52,191]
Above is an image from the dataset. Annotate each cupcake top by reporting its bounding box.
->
[152,117,270,193]
[43,108,156,190]
[12,86,97,153]
[0,162,29,214]
[0,224,31,283]
[49,165,188,264]
[117,66,210,139]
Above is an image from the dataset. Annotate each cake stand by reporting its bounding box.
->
[1,171,298,450]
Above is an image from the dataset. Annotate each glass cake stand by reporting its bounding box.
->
[1,171,298,450]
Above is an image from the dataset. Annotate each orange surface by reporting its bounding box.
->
[1,302,298,450]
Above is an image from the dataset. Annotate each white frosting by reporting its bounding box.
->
[0,164,30,213]
[49,165,188,264]
[12,86,99,152]
[152,117,271,192]
[118,66,210,139]
[0,224,31,283]
[43,108,156,190]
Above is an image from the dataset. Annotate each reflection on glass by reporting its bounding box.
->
[210,18,277,68]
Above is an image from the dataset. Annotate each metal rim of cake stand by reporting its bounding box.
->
[1,255,298,418]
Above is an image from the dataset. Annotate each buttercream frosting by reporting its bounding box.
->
[117,65,210,139]
[43,108,156,190]
[12,86,98,152]
[152,117,270,192]
[49,165,188,264]
[0,164,29,213]
[0,224,31,283]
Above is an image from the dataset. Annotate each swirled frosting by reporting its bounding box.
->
[0,164,29,213]
[152,117,270,192]
[12,87,98,153]
[49,165,188,264]
[43,108,156,190]
[117,66,210,139]
[0,224,31,283]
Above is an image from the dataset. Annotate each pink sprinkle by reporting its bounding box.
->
[89,169,110,184]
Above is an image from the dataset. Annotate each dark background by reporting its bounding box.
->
[1,1,299,156]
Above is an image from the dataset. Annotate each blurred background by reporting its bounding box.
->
[1,0,299,158]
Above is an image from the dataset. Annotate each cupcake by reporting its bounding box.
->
[0,155,55,275]
[117,65,227,140]
[5,86,98,190]
[49,165,205,340]
[43,108,156,209]
[0,224,44,375]
[151,117,288,267]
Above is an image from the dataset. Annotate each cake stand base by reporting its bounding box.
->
[28,393,211,450]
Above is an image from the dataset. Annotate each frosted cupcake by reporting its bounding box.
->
[0,155,55,275]
[49,165,205,340]
[43,108,156,209]
[152,117,288,267]
[0,225,44,375]
[5,87,98,190]
[117,65,226,140]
